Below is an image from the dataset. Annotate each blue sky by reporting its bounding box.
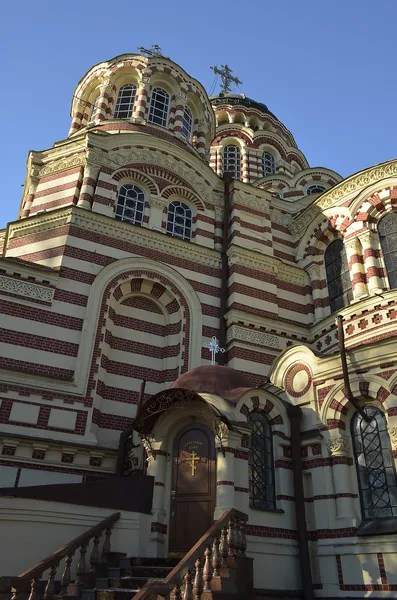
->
[1,0,396,225]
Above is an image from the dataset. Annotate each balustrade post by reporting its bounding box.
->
[234,518,242,555]
[220,526,229,566]
[227,519,236,556]
[203,546,213,592]
[170,584,182,600]
[193,558,203,600]
[44,565,57,600]
[90,534,100,573]
[182,570,193,600]
[240,520,247,556]
[28,578,39,600]
[101,527,112,563]
[60,555,73,595]
[212,536,221,576]
[76,543,88,589]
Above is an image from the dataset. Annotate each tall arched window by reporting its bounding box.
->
[223,145,241,179]
[148,87,170,127]
[166,201,192,241]
[182,106,193,140]
[89,95,101,122]
[325,239,352,313]
[262,151,275,176]
[307,184,326,195]
[352,406,397,520]
[378,212,397,290]
[113,84,137,119]
[115,184,145,225]
[248,411,275,510]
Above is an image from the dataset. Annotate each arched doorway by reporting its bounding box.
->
[169,423,216,552]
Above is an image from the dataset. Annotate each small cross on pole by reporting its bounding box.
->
[138,44,163,58]
[203,336,226,365]
[210,64,242,94]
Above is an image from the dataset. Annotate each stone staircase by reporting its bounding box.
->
[0,508,255,600]
[82,554,179,599]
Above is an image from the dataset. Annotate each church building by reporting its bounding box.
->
[1,47,397,599]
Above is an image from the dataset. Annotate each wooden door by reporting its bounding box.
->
[169,423,216,553]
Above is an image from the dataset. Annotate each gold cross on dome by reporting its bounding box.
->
[210,64,242,94]
[138,45,163,57]
[189,451,200,476]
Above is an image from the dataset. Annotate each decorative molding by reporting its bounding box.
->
[269,208,292,227]
[227,325,280,349]
[290,159,397,237]
[234,190,270,213]
[87,148,216,205]
[0,275,54,302]
[8,211,73,240]
[70,208,221,269]
[39,153,86,177]
[228,246,305,285]
[318,160,397,209]
[327,435,350,456]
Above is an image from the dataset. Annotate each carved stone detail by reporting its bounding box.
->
[327,435,350,456]
[388,427,397,449]
[228,246,305,284]
[226,325,280,349]
[0,275,54,302]
[39,154,86,177]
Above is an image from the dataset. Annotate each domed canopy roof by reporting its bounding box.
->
[171,365,256,404]
[210,93,277,120]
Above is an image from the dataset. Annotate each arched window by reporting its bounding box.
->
[223,145,241,179]
[248,411,275,510]
[182,106,193,140]
[115,184,145,225]
[113,84,137,119]
[307,184,326,195]
[89,95,101,122]
[325,239,352,313]
[352,406,397,520]
[378,212,397,290]
[166,201,192,241]
[262,151,275,176]
[148,87,170,127]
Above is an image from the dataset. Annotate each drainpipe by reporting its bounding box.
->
[337,316,369,421]
[115,380,146,476]
[218,172,233,365]
[287,405,314,600]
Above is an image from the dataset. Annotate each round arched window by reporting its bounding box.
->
[166,201,192,241]
[262,151,275,176]
[113,84,137,119]
[223,145,241,179]
[378,212,397,290]
[307,184,326,195]
[115,184,145,225]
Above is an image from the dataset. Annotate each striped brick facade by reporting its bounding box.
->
[1,52,397,598]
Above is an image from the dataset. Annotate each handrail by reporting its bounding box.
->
[0,512,121,595]
[134,507,248,600]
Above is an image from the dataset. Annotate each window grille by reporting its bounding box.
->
[115,184,145,225]
[248,411,275,510]
[182,106,193,140]
[352,406,397,520]
[148,87,170,127]
[378,212,397,290]
[307,184,326,195]
[113,84,137,119]
[223,145,241,179]
[166,201,192,241]
[262,151,275,176]
[325,239,352,313]
[89,95,101,121]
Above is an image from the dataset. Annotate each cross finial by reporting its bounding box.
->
[203,336,226,365]
[138,44,163,58]
[210,64,242,94]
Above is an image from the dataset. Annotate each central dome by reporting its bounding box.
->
[171,365,256,404]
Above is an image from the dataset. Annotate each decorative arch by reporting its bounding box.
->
[74,258,203,395]
[112,168,159,195]
[161,185,205,211]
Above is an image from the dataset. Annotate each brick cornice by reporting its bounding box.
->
[227,245,306,285]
